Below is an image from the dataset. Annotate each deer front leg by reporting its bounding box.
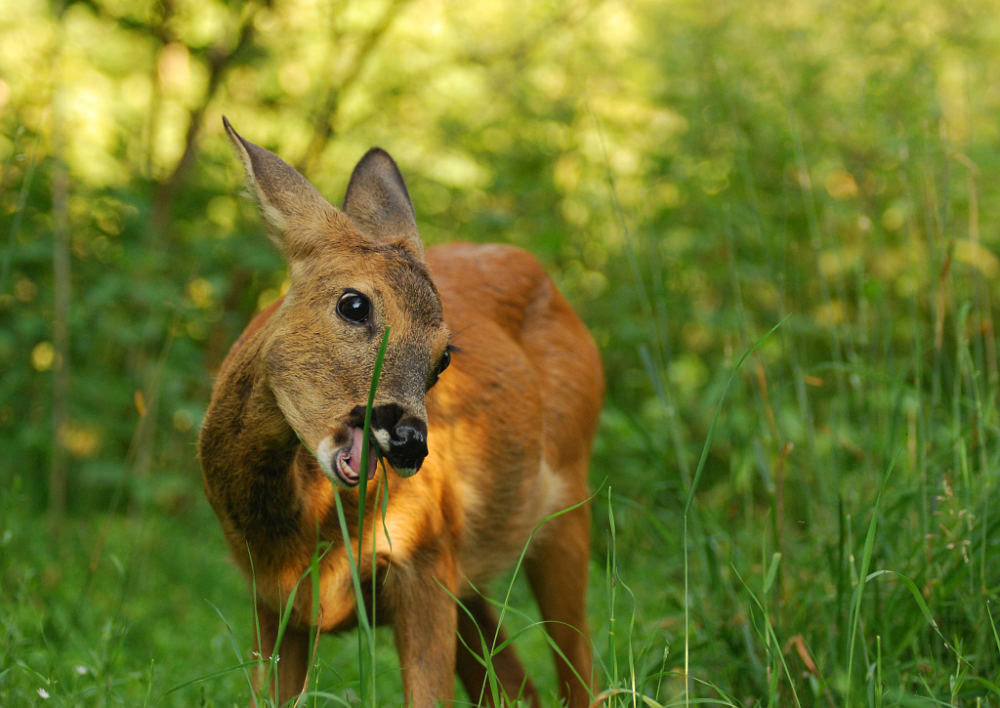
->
[392,556,459,707]
[254,600,310,706]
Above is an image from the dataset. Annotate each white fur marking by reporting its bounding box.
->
[315,436,335,475]
[260,202,288,232]
[535,460,570,521]
[373,428,391,453]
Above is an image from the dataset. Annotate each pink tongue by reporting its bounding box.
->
[348,427,379,480]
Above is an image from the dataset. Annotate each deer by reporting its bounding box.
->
[198,117,604,707]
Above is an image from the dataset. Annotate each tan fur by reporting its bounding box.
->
[199,119,604,707]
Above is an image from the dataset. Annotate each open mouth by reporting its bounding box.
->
[330,426,380,487]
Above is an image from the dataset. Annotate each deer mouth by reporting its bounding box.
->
[321,426,380,487]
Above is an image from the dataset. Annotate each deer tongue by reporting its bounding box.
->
[348,427,379,481]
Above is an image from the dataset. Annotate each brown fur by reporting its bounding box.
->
[199,119,604,707]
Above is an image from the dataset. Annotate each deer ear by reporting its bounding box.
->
[342,148,423,258]
[223,116,339,257]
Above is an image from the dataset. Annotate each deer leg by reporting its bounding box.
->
[456,594,540,707]
[254,600,310,706]
[525,499,594,707]
[392,558,459,707]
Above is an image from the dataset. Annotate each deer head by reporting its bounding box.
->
[223,117,451,486]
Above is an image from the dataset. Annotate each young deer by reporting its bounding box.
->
[199,118,604,707]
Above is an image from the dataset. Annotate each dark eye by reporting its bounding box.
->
[437,347,452,375]
[428,345,455,389]
[337,290,370,323]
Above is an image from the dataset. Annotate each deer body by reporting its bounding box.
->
[200,120,603,707]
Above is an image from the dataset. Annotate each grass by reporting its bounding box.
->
[3,330,999,708]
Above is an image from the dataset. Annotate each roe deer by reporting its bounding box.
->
[199,117,604,707]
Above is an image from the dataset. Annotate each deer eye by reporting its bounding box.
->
[437,347,452,375]
[428,345,455,389]
[337,290,370,323]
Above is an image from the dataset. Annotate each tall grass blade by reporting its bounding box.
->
[331,324,390,705]
[845,448,901,699]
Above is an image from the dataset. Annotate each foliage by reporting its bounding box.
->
[2,0,1000,705]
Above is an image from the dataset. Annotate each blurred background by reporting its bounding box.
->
[2,0,1000,704]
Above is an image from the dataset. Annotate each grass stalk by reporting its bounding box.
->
[331,324,391,706]
[845,448,900,700]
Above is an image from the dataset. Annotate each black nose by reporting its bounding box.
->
[389,418,428,470]
[363,404,428,472]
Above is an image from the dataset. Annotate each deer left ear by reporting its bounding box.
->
[342,148,423,259]
[223,116,341,259]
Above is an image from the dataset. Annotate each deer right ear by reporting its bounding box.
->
[223,116,339,257]
[342,148,423,259]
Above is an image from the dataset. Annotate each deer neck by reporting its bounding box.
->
[199,331,306,556]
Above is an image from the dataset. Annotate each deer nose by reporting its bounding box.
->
[367,404,428,477]
[389,419,428,471]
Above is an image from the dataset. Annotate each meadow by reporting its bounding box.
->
[2,0,999,705]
